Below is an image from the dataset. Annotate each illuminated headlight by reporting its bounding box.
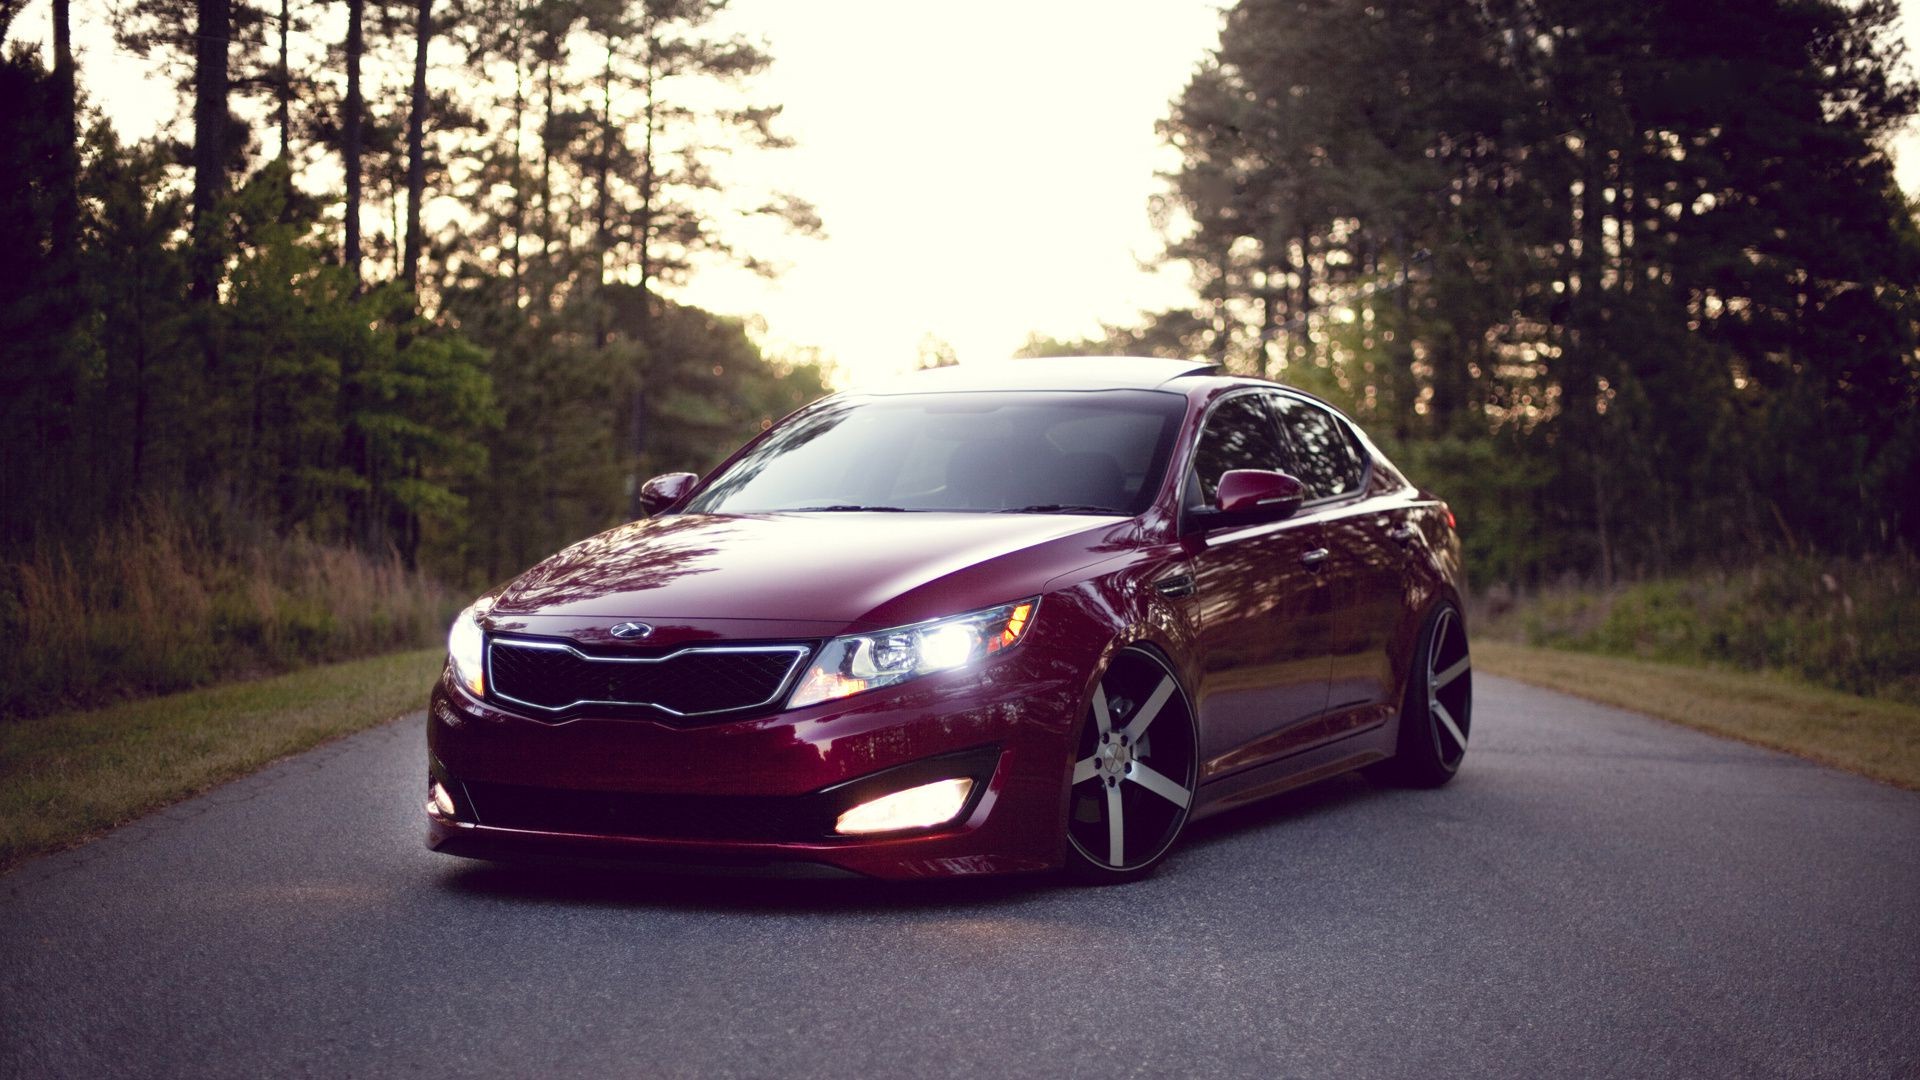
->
[835,777,975,835]
[788,599,1038,709]
[447,596,495,697]
[427,781,457,819]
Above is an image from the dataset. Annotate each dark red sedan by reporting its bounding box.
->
[426,357,1470,881]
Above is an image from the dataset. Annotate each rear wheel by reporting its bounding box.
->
[1369,602,1472,788]
[1063,647,1198,884]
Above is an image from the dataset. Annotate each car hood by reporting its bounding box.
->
[489,511,1136,631]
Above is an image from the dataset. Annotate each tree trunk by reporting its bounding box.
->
[1295,216,1313,371]
[131,234,151,493]
[338,0,368,547]
[1209,248,1231,363]
[507,3,525,302]
[625,30,659,521]
[274,0,294,220]
[539,57,554,307]
[276,0,291,159]
[50,0,76,266]
[132,313,149,492]
[1391,234,1415,440]
[637,39,657,315]
[343,0,364,283]
[191,0,230,305]
[401,0,433,289]
[592,41,615,349]
[1255,271,1275,380]
[1572,136,1613,587]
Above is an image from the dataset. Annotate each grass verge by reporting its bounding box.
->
[0,647,442,872]
[1473,556,1919,705]
[1,500,459,720]
[1475,641,1920,790]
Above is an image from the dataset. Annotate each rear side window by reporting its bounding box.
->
[1188,392,1288,505]
[1274,397,1367,500]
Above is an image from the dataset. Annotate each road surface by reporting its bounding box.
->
[3,676,1917,1078]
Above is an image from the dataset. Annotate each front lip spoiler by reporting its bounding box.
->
[427,824,869,879]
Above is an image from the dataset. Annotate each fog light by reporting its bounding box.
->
[428,781,457,819]
[835,777,974,835]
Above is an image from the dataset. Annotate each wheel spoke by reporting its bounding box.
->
[1429,612,1451,674]
[1127,762,1191,809]
[1433,699,1467,753]
[1092,682,1113,736]
[1072,756,1099,785]
[1434,655,1470,691]
[1121,675,1176,740]
[1105,784,1125,866]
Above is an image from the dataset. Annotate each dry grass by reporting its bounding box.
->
[0,647,442,871]
[0,502,459,719]
[1476,641,1920,790]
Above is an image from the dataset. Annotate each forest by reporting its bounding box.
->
[1,0,826,581]
[1035,0,1920,591]
[3,0,1919,712]
[0,0,827,711]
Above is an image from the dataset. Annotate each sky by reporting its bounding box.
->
[669,0,1225,385]
[15,0,1920,389]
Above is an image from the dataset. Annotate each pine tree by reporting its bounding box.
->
[1151,0,1920,578]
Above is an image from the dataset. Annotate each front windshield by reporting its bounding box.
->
[686,390,1189,515]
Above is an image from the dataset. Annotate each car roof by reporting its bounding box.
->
[846,356,1220,395]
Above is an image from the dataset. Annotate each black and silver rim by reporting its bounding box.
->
[1426,607,1472,770]
[1067,648,1197,872]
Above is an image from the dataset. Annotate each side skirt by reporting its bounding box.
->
[1187,725,1393,823]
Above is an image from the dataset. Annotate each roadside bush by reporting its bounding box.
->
[1479,556,1920,705]
[0,501,459,720]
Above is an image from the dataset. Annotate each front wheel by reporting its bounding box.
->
[1369,602,1472,788]
[1062,646,1198,884]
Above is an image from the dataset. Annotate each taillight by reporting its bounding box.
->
[1444,504,1456,530]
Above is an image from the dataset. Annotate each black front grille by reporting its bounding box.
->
[462,780,828,841]
[488,639,808,717]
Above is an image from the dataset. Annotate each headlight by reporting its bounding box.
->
[788,598,1038,709]
[447,597,495,697]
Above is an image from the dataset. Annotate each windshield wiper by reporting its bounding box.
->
[995,504,1122,515]
[784,504,913,512]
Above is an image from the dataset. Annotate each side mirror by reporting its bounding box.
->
[638,472,698,517]
[1187,469,1305,532]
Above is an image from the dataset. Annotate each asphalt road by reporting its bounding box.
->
[4,675,1918,1079]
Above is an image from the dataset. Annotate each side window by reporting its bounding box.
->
[1188,393,1288,506]
[1274,397,1366,500]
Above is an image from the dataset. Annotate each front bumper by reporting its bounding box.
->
[425,632,1092,879]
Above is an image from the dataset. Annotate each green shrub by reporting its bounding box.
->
[1479,555,1920,704]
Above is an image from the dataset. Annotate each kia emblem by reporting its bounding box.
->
[609,621,654,640]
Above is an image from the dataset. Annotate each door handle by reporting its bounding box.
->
[1153,572,1196,598]
[1389,524,1419,544]
[1300,548,1331,570]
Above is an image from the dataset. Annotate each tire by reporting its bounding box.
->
[1368,601,1472,788]
[1062,646,1199,884]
